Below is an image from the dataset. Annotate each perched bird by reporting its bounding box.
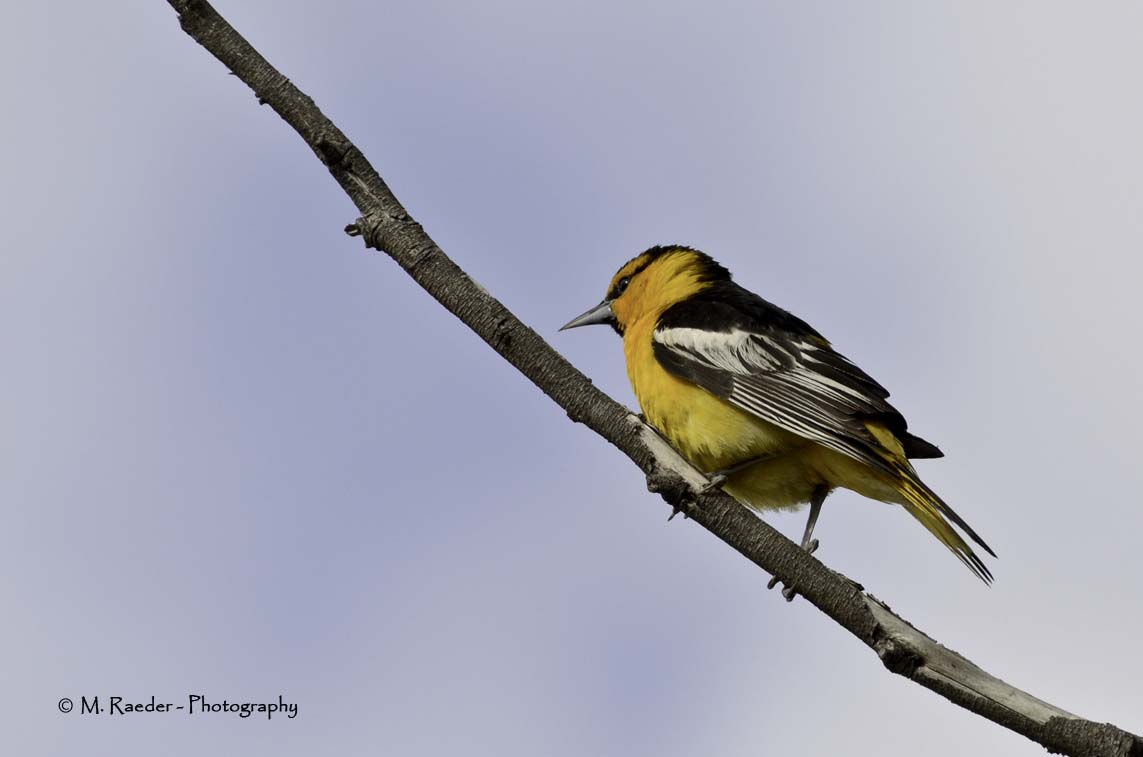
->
[561,245,994,584]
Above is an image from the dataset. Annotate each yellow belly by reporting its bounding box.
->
[625,320,904,512]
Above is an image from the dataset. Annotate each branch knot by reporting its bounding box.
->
[345,213,388,251]
[874,633,924,678]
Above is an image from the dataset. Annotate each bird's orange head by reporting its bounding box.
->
[560,245,730,335]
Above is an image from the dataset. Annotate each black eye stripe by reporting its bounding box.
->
[609,247,675,298]
[628,258,654,278]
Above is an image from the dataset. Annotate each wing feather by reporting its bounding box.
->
[653,317,898,474]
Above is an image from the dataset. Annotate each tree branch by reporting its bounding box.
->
[165,2,1141,755]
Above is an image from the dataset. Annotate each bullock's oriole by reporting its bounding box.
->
[562,245,994,585]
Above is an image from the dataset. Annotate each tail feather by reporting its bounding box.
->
[902,431,944,459]
[893,464,995,584]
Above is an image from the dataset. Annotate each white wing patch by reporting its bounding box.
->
[654,327,790,375]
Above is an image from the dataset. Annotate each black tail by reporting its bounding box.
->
[903,432,944,459]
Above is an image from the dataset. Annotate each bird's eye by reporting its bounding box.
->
[616,276,631,296]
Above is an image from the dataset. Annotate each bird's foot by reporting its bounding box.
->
[700,453,776,495]
[767,538,819,602]
[699,473,728,495]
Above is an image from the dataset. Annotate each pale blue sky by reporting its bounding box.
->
[3,2,1141,755]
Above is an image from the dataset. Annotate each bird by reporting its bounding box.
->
[561,245,994,587]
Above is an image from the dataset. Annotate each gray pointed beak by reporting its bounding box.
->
[560,299,615,331]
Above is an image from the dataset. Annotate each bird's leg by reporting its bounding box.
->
[769,485,831,602]
[700,453,777,493]
[799,485,827,553]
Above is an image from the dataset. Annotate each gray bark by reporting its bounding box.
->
[165,2,1142,755]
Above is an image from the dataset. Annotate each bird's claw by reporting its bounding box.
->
[766,576,799,602]
[699,473,727,494]
[767,538,820,602]
[767,577,800,602]
[769,579,800,602]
